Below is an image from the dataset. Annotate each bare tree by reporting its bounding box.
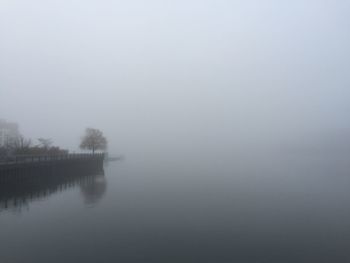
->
[16,136,32,149]
[37,138,53,149]
[80,128,107,154]
[4,134,31,152]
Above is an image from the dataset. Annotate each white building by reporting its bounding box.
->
[0,120,19,147]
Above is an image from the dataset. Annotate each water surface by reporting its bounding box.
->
[1,152,350,263]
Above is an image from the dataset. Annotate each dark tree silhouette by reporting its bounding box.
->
[80,128,107,154]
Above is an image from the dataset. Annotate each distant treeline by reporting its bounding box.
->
[0,126,107,159]
[0,136,67,158]
[10,146,68,155]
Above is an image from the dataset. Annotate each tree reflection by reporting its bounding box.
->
[80,173,107,205]
[0,168,107,213]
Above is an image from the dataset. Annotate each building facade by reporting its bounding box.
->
[0,120,19,147]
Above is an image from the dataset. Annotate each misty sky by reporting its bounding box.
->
[1,0,350,155]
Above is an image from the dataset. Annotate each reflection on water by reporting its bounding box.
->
[0,169,107,213]
[80,174,107,205]
[1,155,350,263]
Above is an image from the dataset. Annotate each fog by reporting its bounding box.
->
[3,3,350,262]
[1,0,350,158]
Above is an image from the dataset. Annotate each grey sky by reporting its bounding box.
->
[1,0,350,155]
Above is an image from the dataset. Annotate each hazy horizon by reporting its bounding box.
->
[1,0,350,156]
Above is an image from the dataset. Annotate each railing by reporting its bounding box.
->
[0,153,104,165]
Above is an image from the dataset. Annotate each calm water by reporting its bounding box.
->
[1,152,350,263]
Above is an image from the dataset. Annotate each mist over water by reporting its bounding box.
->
[1,0,350,262]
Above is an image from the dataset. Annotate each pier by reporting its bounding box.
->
[0,153,104,180]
